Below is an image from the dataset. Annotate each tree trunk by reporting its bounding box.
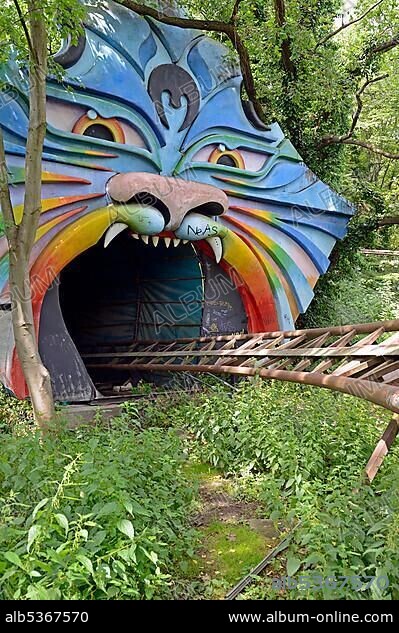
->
[0,0,56,429]
[8,247,55,427]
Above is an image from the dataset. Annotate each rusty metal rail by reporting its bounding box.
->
[84,319,399,482]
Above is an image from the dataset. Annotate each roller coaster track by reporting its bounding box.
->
[84,319,399,482]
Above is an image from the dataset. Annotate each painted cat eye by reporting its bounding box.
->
[209,146,245,169]
[72,113,125,144]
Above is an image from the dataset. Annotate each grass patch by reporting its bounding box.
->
[199,522,268,584]
[193,521,271,598]
[183,462,221,483]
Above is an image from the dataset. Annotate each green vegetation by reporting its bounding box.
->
[172,379,399,599]
[0,419,197,599]
[304,252,399,327]
[1,253,398,602]
[196,522,268,584]
[1,366,399,599]
[184,0,399,212]
[0,387,34,434]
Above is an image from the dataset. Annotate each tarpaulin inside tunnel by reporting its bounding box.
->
[59,232,204,350]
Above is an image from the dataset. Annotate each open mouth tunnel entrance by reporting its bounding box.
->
[58,231,204,393]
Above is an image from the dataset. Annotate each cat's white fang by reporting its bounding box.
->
[206,236,223,263]
[182,240,188,245]
[152,236,159,247]
[131,233,139,240]
[173,238,181,247]
[141,235,149,245]
[164,237,171,248]
[104,223,128,248]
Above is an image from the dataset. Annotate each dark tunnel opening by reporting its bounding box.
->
[58,231,204,393]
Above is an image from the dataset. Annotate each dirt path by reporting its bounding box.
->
[185,464,282,596]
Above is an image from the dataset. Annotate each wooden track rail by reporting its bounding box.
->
[84,319,399,482]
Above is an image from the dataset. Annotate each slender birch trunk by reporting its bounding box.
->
[0,0,55,428]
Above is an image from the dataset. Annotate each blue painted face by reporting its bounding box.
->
[0,1,355,400]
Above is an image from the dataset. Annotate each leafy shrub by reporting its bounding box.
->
[172,378,399,599]
[0,385,34,434]
[0,422,197,599]
[120,388,203,430]
[303,252,399,328]
[173,379,383,479]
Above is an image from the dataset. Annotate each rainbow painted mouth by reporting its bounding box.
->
[103,205,226,263]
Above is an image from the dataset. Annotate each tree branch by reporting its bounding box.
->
[315,0,386,49]
[231,0,243,24]
[348,33,399,79]
[348,73,388,139]
[377,216,399,227]
[320,73,399,158]
[365,33,399,56]
[12,0,34,54]
[338,139,399,160]
[273,0,296,78]
[116,0,267,123]
[18,0,48,255]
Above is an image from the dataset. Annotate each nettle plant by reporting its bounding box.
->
[0,422,197,599]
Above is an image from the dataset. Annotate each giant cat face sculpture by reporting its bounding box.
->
[0,1,353,400]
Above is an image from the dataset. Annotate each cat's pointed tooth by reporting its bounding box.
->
[131,233,139,240]
[173,238,181,247]
[206,236,223,263]
[104,223,128,248]
[164,237,171,248]
[141,235,149,245]
[152,236,159,247]
[182,240,188,245]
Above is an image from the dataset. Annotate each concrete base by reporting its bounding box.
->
[59,403,123,429]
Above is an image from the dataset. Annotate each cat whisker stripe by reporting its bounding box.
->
[40,173,92,184]
[12,194,104,225]
[227,206,330,274]
[35,207,89,241]
[223,215,315,313]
